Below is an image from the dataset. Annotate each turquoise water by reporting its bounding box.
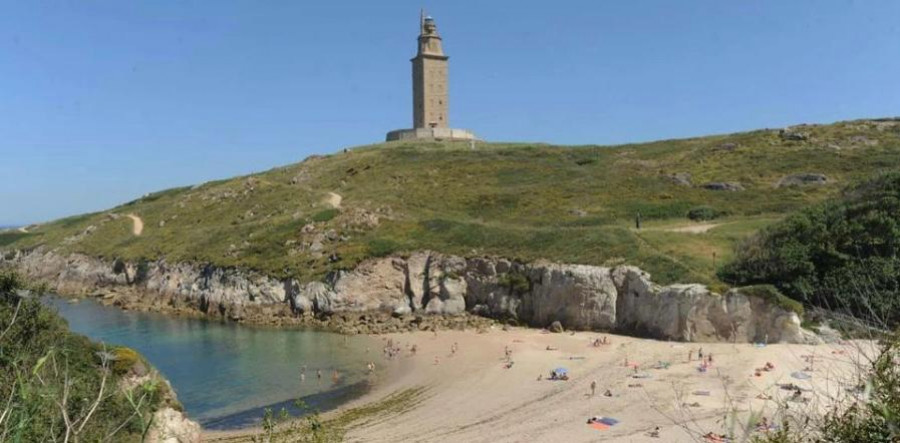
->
[45,297,375,429]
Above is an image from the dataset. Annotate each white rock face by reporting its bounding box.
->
[4,248,814,343]
[145,407,201,443]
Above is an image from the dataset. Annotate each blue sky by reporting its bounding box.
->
[1,1,899,225]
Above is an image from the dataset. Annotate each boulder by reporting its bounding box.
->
[667,172,692,187]
[701,182,745,192]
[145,407,201,443]
[776,173,828,188]
[549,320,564,333]
[779,129,809,141]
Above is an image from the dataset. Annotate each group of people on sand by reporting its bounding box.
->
[754,361,776,377]
[687,347,715,372]
[590,336,610,347]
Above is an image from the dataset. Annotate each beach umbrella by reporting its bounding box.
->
[554,367,568,374]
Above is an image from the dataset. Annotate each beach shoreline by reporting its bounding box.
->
[205,327,869,442]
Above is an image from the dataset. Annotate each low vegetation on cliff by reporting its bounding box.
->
[2,118,900,289]
[0,271,183,442]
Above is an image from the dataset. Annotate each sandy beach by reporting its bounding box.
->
[345,328,866,442]
[208,327,868,442]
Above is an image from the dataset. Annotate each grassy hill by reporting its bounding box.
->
[3,118,900,287]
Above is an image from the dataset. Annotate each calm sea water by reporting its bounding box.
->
[45,297,375,429]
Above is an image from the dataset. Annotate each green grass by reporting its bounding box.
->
[737,284,805,315]
[4,118,900,286]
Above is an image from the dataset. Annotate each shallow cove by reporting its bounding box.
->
[45,296,376,430]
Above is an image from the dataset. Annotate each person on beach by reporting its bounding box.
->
[411,344,418,356]
[590,380,597,396]
[316,369,322,380]
[708,353,713,364]
[300,373,305,382]
[698,347,704,359]
[434,356,440,365]
[603,389,612,397]
[332,370,339,384]
[650,426,660,438]
[688,349,694,362]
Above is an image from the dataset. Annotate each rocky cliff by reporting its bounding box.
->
[2,249,814,343]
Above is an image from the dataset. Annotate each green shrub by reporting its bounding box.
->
[311,208,339,223]
[498,272,530,294]
[111,347,141,375]
[1,271,166,441]
[687,206,726,221]
[738,284,804,315]
[367,238,400,257]
[720,172,900,326]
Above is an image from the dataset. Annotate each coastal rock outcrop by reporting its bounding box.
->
[2,248,814,343]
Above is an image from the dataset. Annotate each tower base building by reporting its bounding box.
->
[385,11,479,142]
[385,127,478,142]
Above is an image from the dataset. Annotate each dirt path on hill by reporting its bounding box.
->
[662,223,721,233]
[325,192,342,208]
[126,214,144,236]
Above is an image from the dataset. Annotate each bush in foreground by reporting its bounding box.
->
[0,270,169,442]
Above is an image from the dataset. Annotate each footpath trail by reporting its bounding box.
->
[126,214,144,236]
[660,222,721,234]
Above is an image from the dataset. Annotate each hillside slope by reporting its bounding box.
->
[3,118,900,286]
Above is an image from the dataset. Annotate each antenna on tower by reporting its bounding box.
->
[420,9,425,34]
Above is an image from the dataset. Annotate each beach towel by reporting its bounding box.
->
[598,417,619,426]
[791,371,812,380]
[589,423,609,430]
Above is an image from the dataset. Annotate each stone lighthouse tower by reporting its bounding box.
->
[413,11,448,129]
[386,11,478,142]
